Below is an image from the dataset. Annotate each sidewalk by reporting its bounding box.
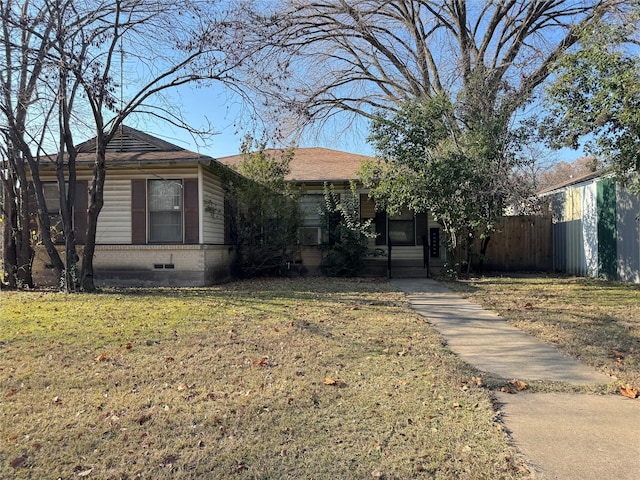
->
[392,278,640,480]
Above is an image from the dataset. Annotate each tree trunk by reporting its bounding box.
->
[1,154,34,288]
[80,145,106,292]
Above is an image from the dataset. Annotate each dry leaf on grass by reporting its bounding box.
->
[324,376,345,387]
[10,455,27,469]
[620,384,638,399]
[501,379,527,394]
[253,357,269,367]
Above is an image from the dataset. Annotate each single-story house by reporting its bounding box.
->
[19,126,443,287]
[539,169,640,282]
[217,148,446,276]
[31,126,234,287]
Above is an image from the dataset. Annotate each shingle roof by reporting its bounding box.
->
[69,125,216,165]
[217,147,374,182]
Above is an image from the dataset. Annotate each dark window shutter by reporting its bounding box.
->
[183,178,199,244]
[131,179,146,244]
[74,180,88,244]
[375,211,387,246]
[183,178,200,243]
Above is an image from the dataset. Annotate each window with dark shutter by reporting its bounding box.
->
[148,179,182,243]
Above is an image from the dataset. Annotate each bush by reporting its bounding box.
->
[319,182,376,277]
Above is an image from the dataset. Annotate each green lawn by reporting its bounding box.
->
[0,278,525,479]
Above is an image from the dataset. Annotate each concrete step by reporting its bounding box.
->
[362,259,431,278]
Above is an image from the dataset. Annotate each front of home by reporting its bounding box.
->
[218,148,446,277]
[21,127,444,287]
[31,127,234,287]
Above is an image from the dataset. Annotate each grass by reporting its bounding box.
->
[446,274,640,391]
[0,278,526,479]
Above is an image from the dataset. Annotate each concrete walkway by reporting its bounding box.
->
[392,278,640,480]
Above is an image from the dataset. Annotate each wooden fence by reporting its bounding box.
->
[481,214,553,272]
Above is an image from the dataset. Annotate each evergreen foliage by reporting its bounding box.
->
[319,182,376,277]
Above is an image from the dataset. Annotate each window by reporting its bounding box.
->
[43,182,64,243]
[148,179,183,243]
[388,208,415,246]
[298,194,323,245]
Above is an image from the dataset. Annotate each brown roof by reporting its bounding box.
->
[217,147,374,182]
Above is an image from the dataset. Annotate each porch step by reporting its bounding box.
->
[362,259,431,278]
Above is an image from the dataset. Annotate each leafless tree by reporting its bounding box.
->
[1,0,64,288]
[2,0,273,291]
[245,0,623,137]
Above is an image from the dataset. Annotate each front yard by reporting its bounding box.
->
[0,278,524,479]
[447,275,640,391]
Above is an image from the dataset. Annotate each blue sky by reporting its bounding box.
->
[121,78,585,167]
[125,82,376,160]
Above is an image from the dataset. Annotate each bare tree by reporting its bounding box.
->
[246,0,621,136]
[2,0,273,291]
[0,0,64,287]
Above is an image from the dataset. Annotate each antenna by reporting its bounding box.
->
[119,33,124,151]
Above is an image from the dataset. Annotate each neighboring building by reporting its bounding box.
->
[539,169,640,282]
[218,148,445,276]
[31,126,234,287]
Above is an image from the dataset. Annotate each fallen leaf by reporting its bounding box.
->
[523,303,534,310]
[77,468,93,477]
[136,413,152,425]
[125,343,133,350]
[96,353,108,362]
[324,376,345,387]
[501,379,527,394]
[177,383,190,391]
[472,376,483,387]
[253,357,268,367]
[509,379,527,391]
[6,388,17,397]
[620,384,638,399]
[371,469,382,478]
[10,455,27,469]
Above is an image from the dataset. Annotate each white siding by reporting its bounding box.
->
[581,183,599,278]
[96,178,132,243]
[96,165,199,244]
[201,167,225,244]
[616,186,640,283]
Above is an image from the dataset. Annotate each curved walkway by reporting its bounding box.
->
[393,278,640,480]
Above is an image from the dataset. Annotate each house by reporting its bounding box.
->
[217,148,446,276]
[20,128,445,287]
[539,169,640,282]
[31,126,234,287]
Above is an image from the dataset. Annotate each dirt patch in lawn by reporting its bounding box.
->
[0,278,527,479]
